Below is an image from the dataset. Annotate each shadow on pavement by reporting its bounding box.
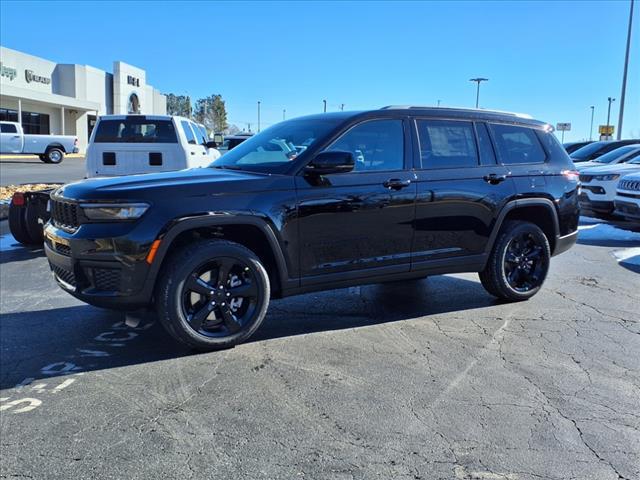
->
[0,275,496,390]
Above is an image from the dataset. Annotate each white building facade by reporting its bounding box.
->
[0,46,166,152]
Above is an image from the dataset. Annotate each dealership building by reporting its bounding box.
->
[0,46,166,152]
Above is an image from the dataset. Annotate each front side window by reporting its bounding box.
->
[416,119,478,169]
[326,119,404,172]
[489,124,546,164]
[93,119,178,143]
[181,121,197,145]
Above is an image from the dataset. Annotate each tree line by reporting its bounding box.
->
[165,93,239,134]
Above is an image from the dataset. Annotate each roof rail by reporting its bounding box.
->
[380,105,533,119]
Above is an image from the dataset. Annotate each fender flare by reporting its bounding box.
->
[45,143,66,153]
[146,213,291,291]
[484,198,560,255]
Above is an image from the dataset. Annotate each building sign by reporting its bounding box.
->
[127,75,140,87]
[556,122,571,131]
[0,63,17,80]
[25,69,51,85]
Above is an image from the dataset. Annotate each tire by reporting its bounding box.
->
[38,154,47,162]
[45,148,64,164]
[156,239,270,351]
[24,201,45,244]
[8,202,37,245]
[479,220,551,301]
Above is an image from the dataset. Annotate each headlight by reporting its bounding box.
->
[80,203,149,221]
[593,174,620,181]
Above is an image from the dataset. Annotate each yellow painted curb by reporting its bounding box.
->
[0,154,84,160]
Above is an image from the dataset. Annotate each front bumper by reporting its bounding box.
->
[44,223,155,310]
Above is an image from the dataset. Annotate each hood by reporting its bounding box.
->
[55,167,283,201]
[580,163,640,176]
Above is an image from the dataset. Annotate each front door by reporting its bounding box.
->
[411,119,515,266]
[295,118,416,283]
[0,123,22,153]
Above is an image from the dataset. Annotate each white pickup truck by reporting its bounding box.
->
[0,121,79,164]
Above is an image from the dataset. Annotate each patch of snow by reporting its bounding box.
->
[612,247,640,267]
[578,221,640,242]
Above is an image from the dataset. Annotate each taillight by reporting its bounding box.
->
[12,192,25,206]
[562,170,580,181]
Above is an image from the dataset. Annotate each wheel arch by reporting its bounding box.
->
[485,198,560,256]
[45,143,66,153]
[147,215,290,298]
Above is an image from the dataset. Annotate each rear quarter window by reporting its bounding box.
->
[489,124,546,165]
[93,119,178,143]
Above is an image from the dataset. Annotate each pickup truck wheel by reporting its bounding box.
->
[8,202,37,245]
[38,154,46,162]
[45,148,64,164]
[479,220,550,301]
[156,239,270,351]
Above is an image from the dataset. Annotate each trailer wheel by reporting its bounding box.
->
[44,148,64,164]
[24,201,45,244]
[8,200,37,245]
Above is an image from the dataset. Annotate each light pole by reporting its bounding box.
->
[606,97,616,138]
[257,101,261,132]
[617,0,634,140]
[340,103,345,111]
[437,99,441,107]
[283,109,286,121]
[469,78,488,108]
[589,106,595,141]
[323,99,327,113]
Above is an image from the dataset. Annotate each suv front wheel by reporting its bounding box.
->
[156,240,270,351]
[479,220,551,301]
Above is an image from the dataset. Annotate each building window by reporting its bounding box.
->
[128,93,140,114]
[0,108,50,134]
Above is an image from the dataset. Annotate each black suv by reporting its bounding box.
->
[44,107,580,350]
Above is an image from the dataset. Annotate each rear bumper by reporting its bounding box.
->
[553,230,578,257]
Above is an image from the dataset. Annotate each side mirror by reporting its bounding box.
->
[213,133,224,144]
[305,151,354,175]
[206,140,219,149]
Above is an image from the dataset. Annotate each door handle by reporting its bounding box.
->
[383,178,411,190]
[483,174,507,185]
[12,135,20,138]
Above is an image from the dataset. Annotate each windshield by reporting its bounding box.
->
[570,141,607,160]
[592,146,639,163]
[210,118,340,173]
[629,157,640,165]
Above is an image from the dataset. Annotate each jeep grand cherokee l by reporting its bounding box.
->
[44,107,580,351]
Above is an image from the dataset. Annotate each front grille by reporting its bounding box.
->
[579,175,593,182]
[92,268,121,291]
[51,264,76,287]
[51,200,80,231]
[619,179,640,192]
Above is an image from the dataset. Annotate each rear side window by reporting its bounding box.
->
[93,119,178,143]
[181,121,197,145]
[489,124,546,164]
[416,120,478,169]
[1,123,17,133]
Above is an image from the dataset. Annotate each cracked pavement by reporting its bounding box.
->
[1,219,638,480]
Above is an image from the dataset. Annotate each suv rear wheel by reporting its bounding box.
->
[479,220,550,301]
[156,239,270,351]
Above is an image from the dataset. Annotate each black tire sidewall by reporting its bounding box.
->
[495,222,550,300]
[157,240,270,350]
[24,201,45,244]
[8,202,36,245]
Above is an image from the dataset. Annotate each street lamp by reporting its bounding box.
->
[257,101,261,132]
[589,106,595,141]
[606,97,616,138]
[283,109,286,121]
[617,0,634,140]
[469,78,488,108]
[323,99,327,113]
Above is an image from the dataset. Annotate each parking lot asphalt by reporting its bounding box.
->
[1,216,638,480]
[0,156,86,186]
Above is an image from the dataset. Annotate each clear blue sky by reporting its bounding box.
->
[1,0,637,141]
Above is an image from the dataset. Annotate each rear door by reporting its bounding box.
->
[411,118,515,267]
[0,123,23,153]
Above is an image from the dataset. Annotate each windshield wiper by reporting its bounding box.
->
[211,164,244,171]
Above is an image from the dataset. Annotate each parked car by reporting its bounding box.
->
[570,139,640,163]
[613,172,640,228]
[563,140,593,154]
[216,133,253,155]
[85,115,220,178]
[576,145,640,171]
[578,157,640,218]
[43,106,579,351]
[0,121,78,164]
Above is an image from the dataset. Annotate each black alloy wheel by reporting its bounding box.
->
[502,231,548,293]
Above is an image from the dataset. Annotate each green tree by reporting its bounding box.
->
[165,93,192,118]
[194,94,228,134]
